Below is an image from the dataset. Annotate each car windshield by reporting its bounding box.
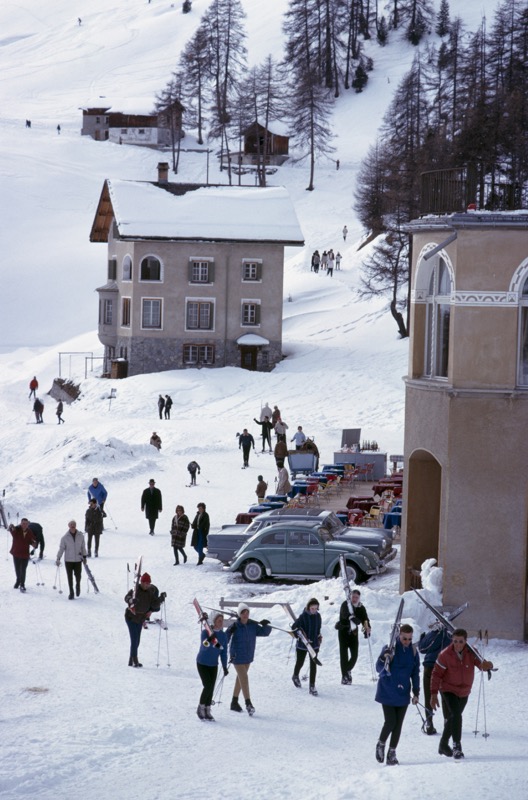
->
[323,512,346,535]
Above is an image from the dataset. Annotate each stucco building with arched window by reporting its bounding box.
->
[402,211,528,640]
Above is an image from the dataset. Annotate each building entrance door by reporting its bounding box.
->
[240,346,257,371]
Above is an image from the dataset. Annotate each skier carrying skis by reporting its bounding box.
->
[418,625,452,734]
[431,628,493,761]
[124,572,166,667]
[227,603,271,715]
[336,588,371,685]
[291,598,323,696]
[196,610,228,721]
[187,460,201,486]
[375,623,420,766]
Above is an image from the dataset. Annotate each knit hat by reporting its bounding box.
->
[237,602,250,615]
[140,573,151,584]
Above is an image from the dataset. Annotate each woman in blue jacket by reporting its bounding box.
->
[375,623,420,766]
[196,610,228,721]
[227,603,271,716]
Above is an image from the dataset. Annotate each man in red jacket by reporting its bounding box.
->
[430,628,493,761]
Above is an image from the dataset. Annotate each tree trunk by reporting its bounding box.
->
[390,299,408,337]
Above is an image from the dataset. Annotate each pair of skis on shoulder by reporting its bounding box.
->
[193,598,322,665]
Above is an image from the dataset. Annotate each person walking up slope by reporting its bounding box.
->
[56,520,88,600]
[375,623,420,766]
[238,428,255,468]
[170,505,189,564]
[227,603,271,716]
[291,598,323,696]
[431,628,493,761]
[196,610,229,721]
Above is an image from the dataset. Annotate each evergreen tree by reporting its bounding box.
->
[435,0,450,37]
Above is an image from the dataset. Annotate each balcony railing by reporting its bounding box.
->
[420,164,527,215]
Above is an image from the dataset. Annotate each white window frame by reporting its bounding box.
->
[242,259,262,282]
[241,299,261,327]
[424,257,452,380]
[183,344,215,365]
[518,274,528,386]
[141,298,163,330]
[103,299,113,325]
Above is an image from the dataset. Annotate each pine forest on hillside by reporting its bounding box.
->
[153,0,528,337]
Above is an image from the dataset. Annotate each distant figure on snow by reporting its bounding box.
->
[56,520,87,600]
[56,400,65,424]
[276,465,291,495]
[187,460,201,485]
[150,432,162,451]
[343,225,348,241]
[57,124,61,134]
[260,402,272,422]
[253,416,273,452]
[291,426,307,449]
[8,523,36,592]
[85,497,103,558]
[191,502,210,565]
[238,429,255,468]
[255,475,268,503]
[157,394,165,420]
[164,395,173,419]
[33,398,44,424]
[336,252,342,270]
[171,505,190,564]
[29,376,38,399]
[87,478,108,518]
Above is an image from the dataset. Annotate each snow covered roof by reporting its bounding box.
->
[90,181,304,245]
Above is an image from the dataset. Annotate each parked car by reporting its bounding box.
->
[227,521,383,584]
[207,508,396,566]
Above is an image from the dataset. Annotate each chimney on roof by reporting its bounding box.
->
[157,162,169,184]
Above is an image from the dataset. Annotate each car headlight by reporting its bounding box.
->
[382,539,387,549]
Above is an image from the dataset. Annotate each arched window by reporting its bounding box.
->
[140,256,162,281]
[122,255,132,281]
[424,257,452,379]
[519,275,528,385]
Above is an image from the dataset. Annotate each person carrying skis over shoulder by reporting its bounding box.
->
[187,460,200,485]
[336,588,371,684]
[418,625,452,734]
[291,598,323,696]
[431,628,493,761]
[196,610,228,721]
[227,603,271,716]
[124,572,166,667]
[375,623,420,766]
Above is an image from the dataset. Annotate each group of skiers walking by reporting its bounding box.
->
[192,591,494,765]
[28,376,65,423]
[310,249,342,275]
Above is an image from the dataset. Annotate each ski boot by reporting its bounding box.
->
[386,748,399,766]
[245,699,255,716]
[292,675,301,688]
[204,706,215,721]
[438,740,453,757]
[309,685,318,696]
[453,742,465,761]
[424,717,437,735]
[375,741,385,763]
[230,697,243,712]
[196,704,206,720]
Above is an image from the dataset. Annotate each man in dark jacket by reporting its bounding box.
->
[22,517,45,559]
[187,460,201,485]
[238,429,255,468]
[141,479,163,535]
[124,572,166,667]
[157,394,165,420]
[253,416,273,452]
[85,498,103,557]
[418,625,452,734]
[336,589,371,684]
[191,502,210,565]
[9,523,37,592]
[164,394,173,419]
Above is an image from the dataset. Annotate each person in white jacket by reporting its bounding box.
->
[56,521,87,600]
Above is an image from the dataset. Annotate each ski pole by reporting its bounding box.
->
[104,506,118,530]
[366,634,376,681]
[32,558,44,586]
[162,603,171,667]
[213,673,225,706]
[53,566,63,594]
